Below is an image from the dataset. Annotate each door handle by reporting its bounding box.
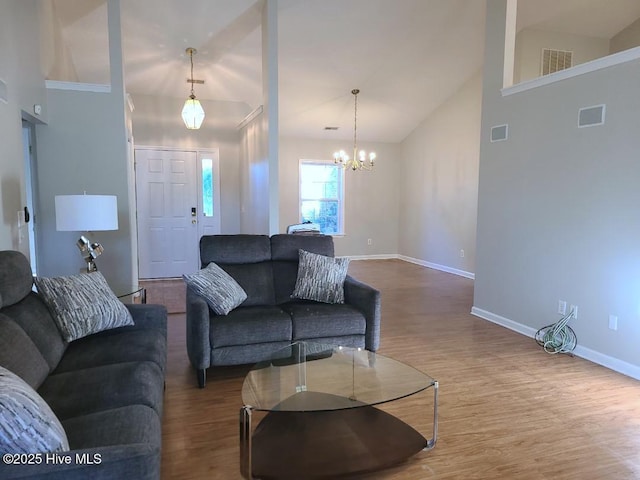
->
[23,206,30,223]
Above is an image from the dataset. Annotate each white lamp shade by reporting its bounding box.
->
[55,195,118,232]
[181,97,205,129]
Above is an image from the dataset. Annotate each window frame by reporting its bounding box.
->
[298,159,345,236]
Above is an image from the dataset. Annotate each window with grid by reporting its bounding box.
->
[299,160,344,235]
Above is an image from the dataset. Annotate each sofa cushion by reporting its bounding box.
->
[53,327,167,374]
[1,293,68,372]
[200,234,271,266]
[39,361,164,420]
[0,314,51,389]
[270,234,334,260]
[0,250,34,309]
[63,405,160,450]
[0,366,69,454]
[34,272,134,342]
[292,250,350,304]
[210,306,292,348]
[220,263,275,306]
[211,341,293,366]
[183,262,247,315]
[281,302,366,340]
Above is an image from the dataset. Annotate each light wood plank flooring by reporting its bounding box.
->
[149,260,640,479]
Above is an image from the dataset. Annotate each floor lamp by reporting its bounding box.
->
[55,194,119,272]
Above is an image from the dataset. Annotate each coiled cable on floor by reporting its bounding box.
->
[535,308,577,354]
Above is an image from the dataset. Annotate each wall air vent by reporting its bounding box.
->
[490,124,508,142]
[541,48,573,76]
[324,126,339,130]
[0,78,7,104]
[578,104,606,128]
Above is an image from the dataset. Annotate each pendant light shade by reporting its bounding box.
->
[182,95,205,130]
[182,47,205,130]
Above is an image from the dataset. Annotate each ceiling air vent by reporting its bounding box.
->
[541,48,573,76]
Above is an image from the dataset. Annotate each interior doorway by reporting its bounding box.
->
[21,120,39,273]
[135,147,220,278]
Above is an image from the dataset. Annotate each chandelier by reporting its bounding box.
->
[181,47,205,130]
[333,89,376,171]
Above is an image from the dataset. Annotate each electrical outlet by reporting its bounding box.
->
[570,305,578,319]
[608,315,618,331]
[367,238,372,246]
[558,300,567,316]
[459,249,465,258]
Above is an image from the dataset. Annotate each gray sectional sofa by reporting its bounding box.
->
[186,234,381,388]
[0,250,167,479]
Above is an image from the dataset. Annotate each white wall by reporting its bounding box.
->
[398,71,481,276]
[610,17,640,54]
[475,0,640,377]
[0,0,48,254]
[239,111,269,234]
[514,28,610,84]
[131,94,243,234]
[278,137,400,257]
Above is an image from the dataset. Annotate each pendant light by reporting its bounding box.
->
[333,89,376,171]
[181,47,205,130]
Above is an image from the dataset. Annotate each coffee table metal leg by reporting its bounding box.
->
[424,380,438,450]
[240,406,253,479]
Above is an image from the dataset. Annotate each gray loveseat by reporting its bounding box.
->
[186,234,381,388]
[0,250,167,480]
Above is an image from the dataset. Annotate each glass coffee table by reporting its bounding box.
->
[240,342,438,479]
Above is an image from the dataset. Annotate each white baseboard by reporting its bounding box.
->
[345,254,476,280]
[346,254,399,261]
[399,255,475,280]
[471,307,640,381]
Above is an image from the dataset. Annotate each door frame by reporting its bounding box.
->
[134,145,221,275]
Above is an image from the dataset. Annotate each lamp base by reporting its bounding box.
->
[85,260,98,273]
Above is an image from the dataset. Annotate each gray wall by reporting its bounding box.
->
[35,0,134,287]
[398,71,481,276]
[278,137,400,258]
[475,0,640,375]
[0,0,48,255]
[131,93,243,234]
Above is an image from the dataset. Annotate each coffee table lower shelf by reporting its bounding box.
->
[240,391,432,479]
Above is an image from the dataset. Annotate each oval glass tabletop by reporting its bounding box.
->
[241,341,435,412]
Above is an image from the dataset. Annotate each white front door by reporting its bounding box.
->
[135,149,199,278]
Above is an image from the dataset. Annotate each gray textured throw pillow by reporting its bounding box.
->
[0,366,69,454]
[292,249,350,304]
[183,262,247,315]
[34,272,134,342]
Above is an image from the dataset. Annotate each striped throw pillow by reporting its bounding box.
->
[34,272,134,342]
[183,262,247,315]
[0,366,69,454]
[292,249,350,304]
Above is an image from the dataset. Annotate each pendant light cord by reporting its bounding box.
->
[189,50,195,97]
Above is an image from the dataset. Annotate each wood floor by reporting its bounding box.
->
[147,260,640,480]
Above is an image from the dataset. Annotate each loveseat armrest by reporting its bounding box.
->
[185,287,211,379]
[125,304,167,336]
[343,275,380,351]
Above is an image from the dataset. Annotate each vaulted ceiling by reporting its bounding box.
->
[50,0,640,143]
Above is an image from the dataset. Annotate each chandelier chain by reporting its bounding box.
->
[353,91,358,158]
